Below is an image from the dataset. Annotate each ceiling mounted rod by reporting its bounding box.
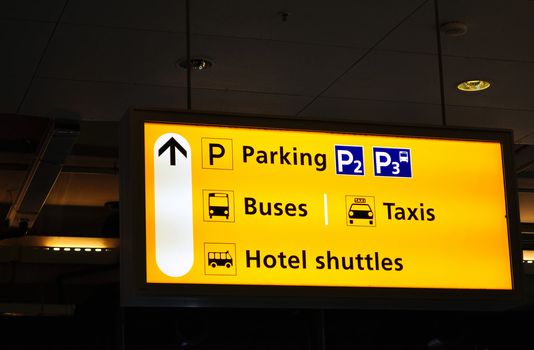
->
[185,0,192,110]
[434,0,448,126]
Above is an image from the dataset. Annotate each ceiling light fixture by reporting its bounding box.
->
[457,80,491,92]
[177,57,213,71]
[441,21,468,37]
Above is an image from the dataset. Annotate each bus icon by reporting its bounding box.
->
[204,243,237,276]
[208,251,233,268]
[208,192,230,219]
[399,150,409,162]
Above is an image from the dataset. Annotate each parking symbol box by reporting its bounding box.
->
[201,138,233,170]
[335,145,364,176]
[373,147,412,178]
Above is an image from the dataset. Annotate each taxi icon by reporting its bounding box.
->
[348,202,374,225]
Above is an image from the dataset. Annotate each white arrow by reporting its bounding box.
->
[153,133,194,277]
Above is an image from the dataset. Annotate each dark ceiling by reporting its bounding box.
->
[2,0,534,349]
[0,0,533,132]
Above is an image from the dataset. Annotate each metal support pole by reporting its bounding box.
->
[185,0,192,110]
[434,0,447,126]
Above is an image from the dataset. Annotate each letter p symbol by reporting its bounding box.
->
[202,138,233,170]
[209,143,225,165]
[336,150,353,173]
[334,145,364,176]
[374,151,391,174]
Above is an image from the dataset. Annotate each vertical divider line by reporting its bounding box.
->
[324,193,329,226]
[185,0,192,110]
[434,0,447,126]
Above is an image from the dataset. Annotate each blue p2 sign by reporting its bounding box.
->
[335,145,364,176]
[373,147,412,178]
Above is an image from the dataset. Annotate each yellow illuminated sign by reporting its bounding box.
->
[144,122,512,290]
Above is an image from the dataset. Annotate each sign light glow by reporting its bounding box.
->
[144,122,513,290]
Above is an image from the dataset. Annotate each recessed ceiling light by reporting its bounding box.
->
[457,80,491,92]
[177,57,213,71]
[441,21,468,37]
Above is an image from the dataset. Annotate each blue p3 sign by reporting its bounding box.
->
[335,145,364,175]
[373,147,412,178]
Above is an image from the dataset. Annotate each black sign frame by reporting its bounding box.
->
[120,108,523,310]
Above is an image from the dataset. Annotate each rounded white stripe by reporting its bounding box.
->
[154,133,194,277]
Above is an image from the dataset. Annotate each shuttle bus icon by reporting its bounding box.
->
[208,251,233,268]
[399,150,409,162]
[208,192,230,219]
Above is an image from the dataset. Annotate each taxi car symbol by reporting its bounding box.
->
[348,203,374,225]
